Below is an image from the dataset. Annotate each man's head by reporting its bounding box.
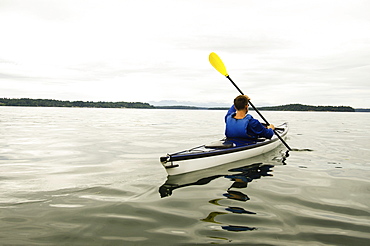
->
[234,95,249,111]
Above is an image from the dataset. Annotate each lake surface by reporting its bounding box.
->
[0,107,369,245]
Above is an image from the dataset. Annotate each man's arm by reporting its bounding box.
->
[248,119,274,139]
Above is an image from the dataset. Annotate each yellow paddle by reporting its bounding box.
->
[209,52,291,151]
[209,52,229,77]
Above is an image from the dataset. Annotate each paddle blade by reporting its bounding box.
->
[209,52,228,77]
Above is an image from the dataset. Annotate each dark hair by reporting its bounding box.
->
[234,95,249,110]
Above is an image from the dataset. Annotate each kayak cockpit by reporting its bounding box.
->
[204,140,235,149]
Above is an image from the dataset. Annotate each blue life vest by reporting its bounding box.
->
[225,114,253,138]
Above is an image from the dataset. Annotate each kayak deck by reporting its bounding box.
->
[161,138,268,163]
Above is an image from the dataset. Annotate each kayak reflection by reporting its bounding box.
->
[159,161,278,232]
[159,162,275,198]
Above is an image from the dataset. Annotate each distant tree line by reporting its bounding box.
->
[0,98,154,109]
[0,99,358,112]
[257,103,355,112]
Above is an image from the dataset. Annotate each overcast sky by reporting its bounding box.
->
[1,0,369,107]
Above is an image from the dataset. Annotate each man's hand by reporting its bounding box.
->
[267,124,275,130]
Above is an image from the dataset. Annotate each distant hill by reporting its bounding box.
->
[355,108,370,112]
[256,104,355,112]
[155,105,208,110]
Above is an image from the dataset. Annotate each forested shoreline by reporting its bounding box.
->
[0,98,361,112]
[257,103,355,112]
[0,98,154,109]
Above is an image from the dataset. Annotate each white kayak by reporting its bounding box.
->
[160,123,288,175]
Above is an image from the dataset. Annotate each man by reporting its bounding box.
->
[225,95,275,139]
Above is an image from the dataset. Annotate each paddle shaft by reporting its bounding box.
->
[226,75,292,151]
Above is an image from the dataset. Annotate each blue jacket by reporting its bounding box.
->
[225,106,274,139]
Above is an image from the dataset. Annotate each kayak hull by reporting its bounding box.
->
[160,123,288,176]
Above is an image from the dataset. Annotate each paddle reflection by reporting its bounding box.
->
[159,162,275,233]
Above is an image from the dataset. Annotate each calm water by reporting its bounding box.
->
[0,107,369,245]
